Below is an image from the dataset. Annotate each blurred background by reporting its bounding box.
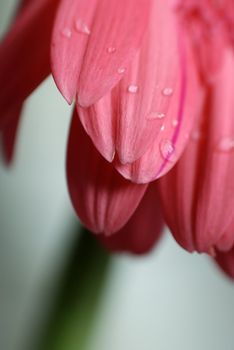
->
[1,1,234,350]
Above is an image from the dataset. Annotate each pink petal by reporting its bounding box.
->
[78,95,115,162]
[159,47,234,253]
[66,109,147,235]
[1,104,22,165]
[51,0,152,106]
[177,0,234,83]
[215,246,234,280]
[115,32,201,183]
[99,183,164,255]
[0,0,59,126]
[78,0,183,165]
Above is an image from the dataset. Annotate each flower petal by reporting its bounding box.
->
[215,246,234,280]
[51,0,152,105]
[0,0,58,126]
[1,104,22,165]
[78,0,183,165]
[115,32,201,183]
[66,109,147,235]
[159,47,234,253]
[99,183,164,255]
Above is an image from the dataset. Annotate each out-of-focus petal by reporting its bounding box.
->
[66,109,147,235]
[115,33,201,183]
[99,183,164,255]
[159,47,234,253]
[1,104,22,165]
[51,0,151,106]
[177,0,233,83]
[0,0,59,127]
[215,245,234,280]
[78,0,183,165]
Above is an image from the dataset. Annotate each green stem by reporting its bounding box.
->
[40,227,111,350]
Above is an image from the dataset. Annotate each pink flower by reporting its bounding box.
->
[1,0,234,262]
[159,47,234,254]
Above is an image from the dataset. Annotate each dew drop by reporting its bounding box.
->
[172,119,178,127]
[160,139,175,161]
[216,136,234,152]
[118,67,126,74]
[128,85,139,93]
[161,124,165,132]
[107,47,116,54]
[75,19,91,35]
[162,87,173,96]
[191,129,202,141]
[147,112,165,120]
[61,28,72,38]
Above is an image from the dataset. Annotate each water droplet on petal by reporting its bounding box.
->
[172,119,178,127]
[128,85,139,94]
[147,112,165,120]
[160,139,175,161]
[61,28,72,38]
[161,124,165,132]
[191,129,202,141]
[107,47,116,54]
[162,87,173,96]
[216,136,234,152]
[75,19,91,35]
[118,67,126,74]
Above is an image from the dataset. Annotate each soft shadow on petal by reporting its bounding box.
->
[99,183,164,255]
[66,109,147,235]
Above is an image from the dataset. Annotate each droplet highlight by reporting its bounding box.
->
[160,139,175,161]
[162,87,173,96]
[61,28,72,38]
[216,137,234,152]
[107,47,116,54]
[172,119,178,127]
[128,85,139,94]
[147,112,165,120]
[118,67,126,74]
[191,129,202,141]
[75,19,91,35]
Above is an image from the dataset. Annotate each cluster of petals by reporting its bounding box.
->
[1,0,234,272]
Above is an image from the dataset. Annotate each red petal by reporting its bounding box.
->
[99,183,164,255]
[115,32,201,183]
[78,0,183,165]
[159,47,234,253]
[0,0,58,126]
[215,246,234,280]
[51,0,151,105]
[66,109,147,235]
[1,104,22,165]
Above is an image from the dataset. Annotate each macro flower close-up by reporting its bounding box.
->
[1,0,234,350]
